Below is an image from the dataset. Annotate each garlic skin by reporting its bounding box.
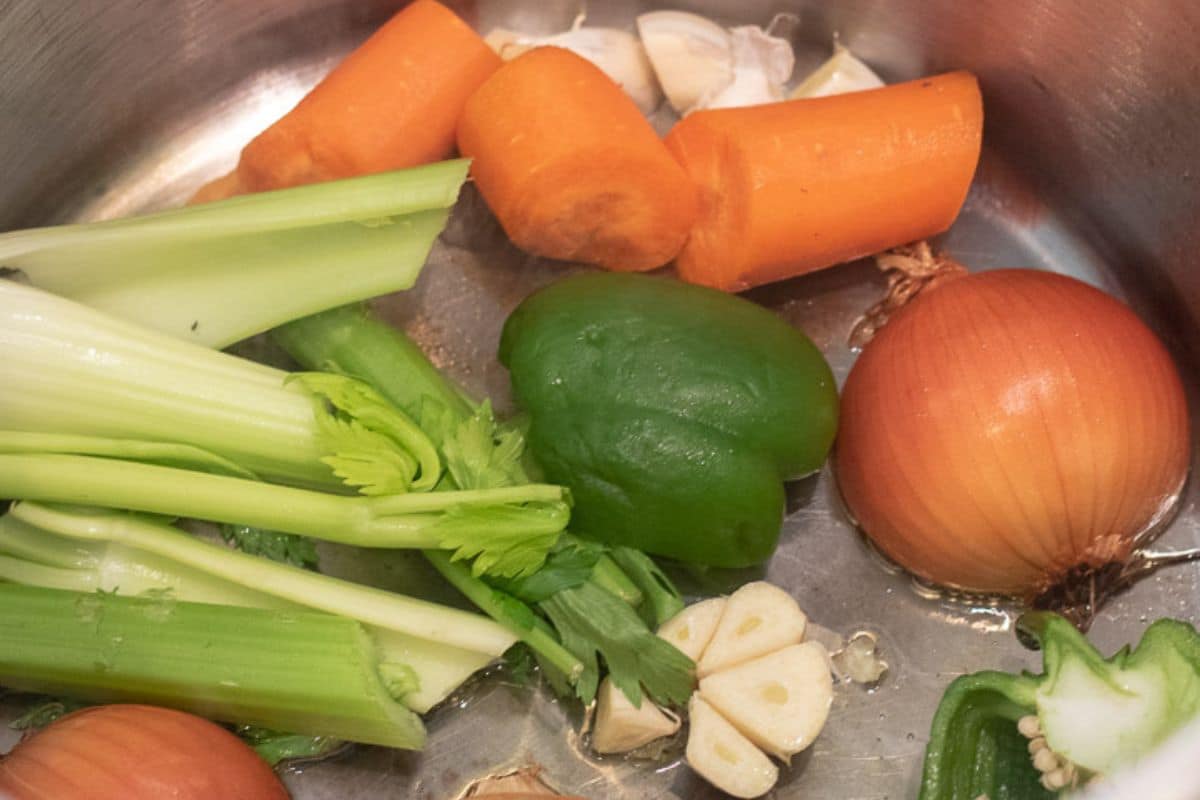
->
[686,695,779,798]
[657,596,726,662]
[790,43,884,99]
[699,643,834,762]
[636,11,732,113]
[591,677,681,755]
[484,27,662,114]
[701,26,794,110]
[697,581,807,677]
[636,12,793,115]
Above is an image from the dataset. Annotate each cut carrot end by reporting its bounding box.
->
[666,71,984,292]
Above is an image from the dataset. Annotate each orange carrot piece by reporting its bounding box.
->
[225,0,498,196]
[456,46,697,272]
[664,71,983,291]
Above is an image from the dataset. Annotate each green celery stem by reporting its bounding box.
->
[0,583,426,749]
[425,550,583,681]
[274,306,474,425]
[0,453,561,548]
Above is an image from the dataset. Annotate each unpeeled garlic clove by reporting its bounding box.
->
[699,642,833,761]
[697,581,806,677]
[484,26,662,114]
[636,11,733,114]
[657,596,727,662]
[591,677,681,755]
[701,26,794,110]
[686,695,779,798]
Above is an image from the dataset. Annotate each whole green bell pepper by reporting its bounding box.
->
[499,272,838,567]
[920,612,1200,799]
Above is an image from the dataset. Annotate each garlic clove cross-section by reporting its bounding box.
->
[686,695,779,798]
[657,596,727,662]
[591,677,681,755]
[697,581,806,677]
[699,642,833,761]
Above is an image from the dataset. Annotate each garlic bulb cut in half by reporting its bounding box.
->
[699,643,834,762]
[657,596,726,661]
[687,695,779,798]
[697,581,806,677]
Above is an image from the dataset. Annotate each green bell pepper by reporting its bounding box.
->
[499,272,838,567]
[920,612,1200,799]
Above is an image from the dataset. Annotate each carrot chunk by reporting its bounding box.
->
[198,0,500,200]
[664,71,983,291]
[457,46,698,272]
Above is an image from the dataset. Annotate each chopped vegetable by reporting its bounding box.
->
[0,279,441,491]
[697,582,807,677]
[657,597,727,661]
[456,46,697,272]
[195,0,498,199]
[0,704,289,800]
[664,71,983,291]
[698,643,833,761]
[275,305,695,707]
[687,695,779,799]
[837,269,1190,598]
[636,12,793,114]
[591,676,681,754]
[790,42,885,99]
[500,273,838,566]
[485,24,663,114]
[0,584,427,748]
[0,161,466,348]
[0,453,566,578]
[540,580,695,707]
[918,613,1200,798]
[0,503,507,713]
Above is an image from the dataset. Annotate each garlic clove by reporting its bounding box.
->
[686,694,779,798]
[701,26,794,110]
[657,596,727,662]
[636,11,734,113]
[484,26,663,114]
[591,676,681,755]
[699,642,833,761]
[697,581,806,677]
[790,43,885,99]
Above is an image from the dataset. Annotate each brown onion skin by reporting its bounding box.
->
[0,704,289,800]
[836,269,1190,595]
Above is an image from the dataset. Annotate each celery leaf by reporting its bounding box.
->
[441,401,528,491]
[291,373,442,494]
[540,581,695,707]
[430,501,567,579]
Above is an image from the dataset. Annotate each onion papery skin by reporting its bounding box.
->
[836,269,1190,596]
[0,704,289,800]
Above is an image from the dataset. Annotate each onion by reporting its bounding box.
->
[0,704,289,799]
[836,268,1190,597]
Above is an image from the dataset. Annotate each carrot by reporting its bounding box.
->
[456,46,697,272]
[664,71,983,291]
[193,0,499,201]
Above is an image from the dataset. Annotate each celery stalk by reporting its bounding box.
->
[0,161,468,349]
[0,583,427,748]
[0,280,440,492]
[9,502,516,655]
[0,508,498,713]
[0,453,568,577]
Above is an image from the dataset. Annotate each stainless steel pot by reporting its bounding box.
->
[2,1,1198,797]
